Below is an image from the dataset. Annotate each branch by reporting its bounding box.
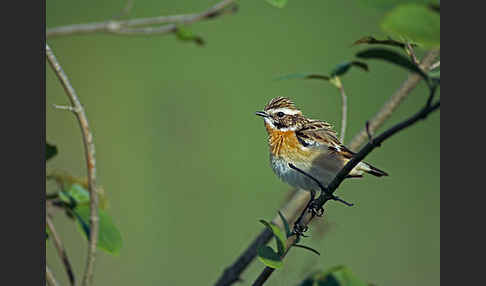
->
[46,43,99,286]
[252,85,440,286]
[349,49,440,150]
[47,215,75,286]
[46,0,238,38]
[213,49,440,286]
[338,84,348,143]
[46,265,60,286]
[405,42,419,65]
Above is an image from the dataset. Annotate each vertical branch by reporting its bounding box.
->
[47,214,75,286]
[338,84,348,143]
[46,43,99,286]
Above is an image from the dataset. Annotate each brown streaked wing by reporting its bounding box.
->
[296,119,356,159]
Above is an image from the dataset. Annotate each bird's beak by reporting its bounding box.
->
[255,111,270,118]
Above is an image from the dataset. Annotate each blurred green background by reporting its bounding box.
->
[46,1,440,285]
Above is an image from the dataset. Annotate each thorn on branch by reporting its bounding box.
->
[365,120,380,146]
[53,104,78,113]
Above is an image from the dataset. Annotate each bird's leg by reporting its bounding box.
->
[292,189,315,237]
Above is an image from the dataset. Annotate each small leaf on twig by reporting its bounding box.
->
[275,73,330,81]
[294,244,320,256]
[265,0,288,8]
[356,48,428,80]
[46,142,58,161]
[330,61,369,77]
[73,206,123,255]
[175,26,205,46]
[259,220,286,255]
[352,35,417,49]
[257,245,283,269]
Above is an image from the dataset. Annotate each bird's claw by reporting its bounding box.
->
[292,223,309,237]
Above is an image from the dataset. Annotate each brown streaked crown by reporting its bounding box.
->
[264,97,298,112]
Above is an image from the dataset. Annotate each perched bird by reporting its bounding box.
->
[256,96,388,195]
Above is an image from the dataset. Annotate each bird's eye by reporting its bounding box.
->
[276,112,285,118]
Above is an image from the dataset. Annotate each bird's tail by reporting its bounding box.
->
[357,161,389,177]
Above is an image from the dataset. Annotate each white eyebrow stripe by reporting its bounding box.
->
[272,108,301,115]
[277,126,299,131]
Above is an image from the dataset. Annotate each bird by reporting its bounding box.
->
[255,96,388,199]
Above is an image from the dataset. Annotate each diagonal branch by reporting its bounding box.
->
[47,214,76,286]
[46,265,61,286]
[252,86,440,286]
[46,43,99,286]
[46,0,238,38]
[213,49,440,286]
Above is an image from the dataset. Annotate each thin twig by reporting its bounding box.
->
[405,43,420,65]
[365,120,377,145]
[46,43,99,286]
[46,265,61,286]
[252,87,440,286]
[46,0,237,38]
[213,49,440,286]
[47,215,76,286]
[338,85,348,143]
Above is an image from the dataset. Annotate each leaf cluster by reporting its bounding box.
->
[46,143,123,255]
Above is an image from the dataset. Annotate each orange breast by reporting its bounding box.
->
[265,122,317,162]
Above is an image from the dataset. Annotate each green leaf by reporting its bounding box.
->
[59,184,91,207]
[46,142,57,161]
[259,220,286,255]
[72,206,123,255]
[265,0,288,8]
[294,244,320,256]
[352,35,417,49]
[356,48,428,80]
[278,211,292,238]
[330,61,368,77]
[175,26,205,46]
[301,265,369,286]
[381,4,440,48]
[275,73,330,81]
[257,245,283,269]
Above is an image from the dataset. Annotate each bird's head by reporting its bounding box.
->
[256,97,304,131]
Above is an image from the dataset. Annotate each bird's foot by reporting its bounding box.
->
[308,200,325,217]
[292,223,309,237]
